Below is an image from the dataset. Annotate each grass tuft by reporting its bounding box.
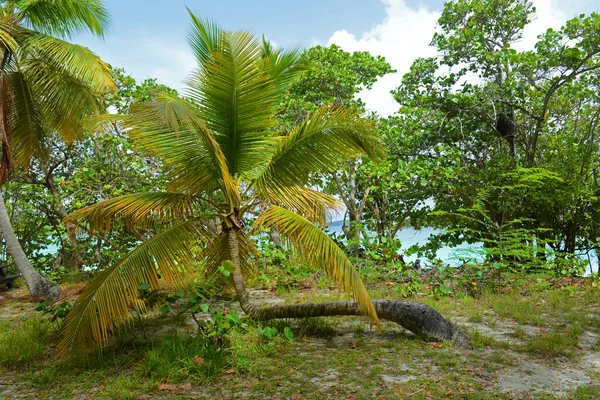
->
[138,333,229,383]
[0,318,53,367]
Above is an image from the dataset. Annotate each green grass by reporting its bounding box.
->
[1,272,600,399]
[138,333,229,383]
[0,318,54,367]
[524,326,583,359]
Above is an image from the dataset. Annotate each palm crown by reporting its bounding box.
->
[0,0,115,181]
[59,11,385,358]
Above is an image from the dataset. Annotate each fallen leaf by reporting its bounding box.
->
[158,384,177,392]
[193,356,205,365]
[290,393,301,400]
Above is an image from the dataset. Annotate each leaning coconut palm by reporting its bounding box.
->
[0,0,115,299]
[60,12,470,358]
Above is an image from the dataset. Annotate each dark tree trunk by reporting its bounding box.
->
[249,299,473,348]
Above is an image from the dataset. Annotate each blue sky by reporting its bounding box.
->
[75,0,600,116]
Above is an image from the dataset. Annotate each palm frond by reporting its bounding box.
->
[254,206,379,327]
[186,10,221,66]
[255,186,342,225]
[17,0,110,38]
[185,15,280,179]
[255,105,385,194]
[128,93,239,203]
[58,218,211,359]
[0,16,21,53]
[261,43,307,96]
[82,113,123,135]
[7,70,47,167]
[65,192,201,234]
[17,33,115,143]
[22,32,115,92]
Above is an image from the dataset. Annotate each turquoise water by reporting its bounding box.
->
[326,221,598,273]
[326,222,483,268]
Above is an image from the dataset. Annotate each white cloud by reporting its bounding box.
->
[328,0,440,117]
[327,0,574,117]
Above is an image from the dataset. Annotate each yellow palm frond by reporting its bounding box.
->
[204,230,257,279]
[254,206,379,327]
[82,113,123,135]
[256,186,342,225]
[65,192,201,234]
[58,218,211,359]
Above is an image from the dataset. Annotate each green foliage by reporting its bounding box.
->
[388,0,600,273]
[256,325,294,341]
[281,44,394,123]
[5,67,173,274]
[255,238,320,289]
[36,299,73,322]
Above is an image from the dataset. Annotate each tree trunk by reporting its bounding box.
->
[226,225,471,348]
[0,190,60,300]
[250,299,472,348]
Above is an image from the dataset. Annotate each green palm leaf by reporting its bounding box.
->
[186,10,221,66]
[0,16,21,53]
[255,105,384,194]
[20,33,114,143]
[58,218,211,359]
[6,69,47,167]
[16,0,110,38]
[186,17,280,180]
[128,93,239,203]
[254,206,380,327]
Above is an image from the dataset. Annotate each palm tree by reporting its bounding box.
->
[0,0,115,299]
[59,12,470,357]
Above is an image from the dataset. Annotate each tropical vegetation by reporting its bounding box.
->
[1,0,600,398]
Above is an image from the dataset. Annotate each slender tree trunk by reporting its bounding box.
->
[0,190,60,300]
[226,225,471,348]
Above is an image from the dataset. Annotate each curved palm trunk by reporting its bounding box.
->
[227,227,471,348]
[0,190,60,300]
[253,300,472,348]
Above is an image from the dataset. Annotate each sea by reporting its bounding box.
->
[326,220,598,274]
